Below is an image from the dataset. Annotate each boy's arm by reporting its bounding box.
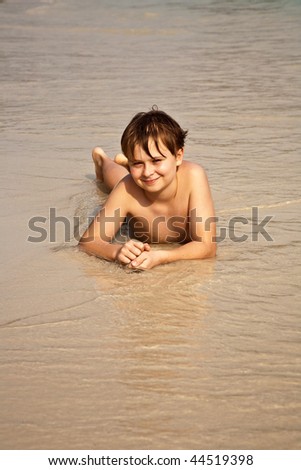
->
[78,183,126,261]
[79,179,150,264]
[78,180,129,261]
[165,165,216,261]
[131,166,216,269]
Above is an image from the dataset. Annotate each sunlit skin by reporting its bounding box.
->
[80,140,216,270]
[128,140,183,201]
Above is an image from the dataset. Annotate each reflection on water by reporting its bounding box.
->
[72,256,217,449]
[0,0,300,450]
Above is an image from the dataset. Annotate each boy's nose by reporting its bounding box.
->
[142,163,154,177]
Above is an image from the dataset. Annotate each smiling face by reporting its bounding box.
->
[128,139,183,194]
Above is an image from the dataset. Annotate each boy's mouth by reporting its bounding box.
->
[141,177,160,185]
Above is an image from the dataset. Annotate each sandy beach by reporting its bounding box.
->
[0,0,301,449]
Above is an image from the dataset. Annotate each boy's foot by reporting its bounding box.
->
[92,147,108,182]
[114,153,129,170]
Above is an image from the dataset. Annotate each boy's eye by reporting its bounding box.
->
[131,159,161,167]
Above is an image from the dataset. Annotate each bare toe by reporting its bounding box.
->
[92,147,107,181]
[114,153,129,169]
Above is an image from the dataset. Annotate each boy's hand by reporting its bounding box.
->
[129,250,165,270]
[116,239,150,265]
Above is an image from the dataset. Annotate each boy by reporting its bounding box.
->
[79,108,216,270]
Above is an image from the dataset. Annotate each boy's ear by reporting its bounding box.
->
[176,148,184,166]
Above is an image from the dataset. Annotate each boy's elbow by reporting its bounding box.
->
[78,235,93,254]
[78,239,88,253]
[204,242,217,259]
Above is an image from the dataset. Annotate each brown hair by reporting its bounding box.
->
[121,106,188,161]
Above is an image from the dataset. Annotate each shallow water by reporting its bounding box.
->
[0,0,301,450]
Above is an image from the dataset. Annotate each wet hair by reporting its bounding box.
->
[121,106,188,161]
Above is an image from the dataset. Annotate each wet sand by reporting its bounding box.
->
[0,0,301,449]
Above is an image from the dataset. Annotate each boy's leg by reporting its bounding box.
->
[92,147,129,191]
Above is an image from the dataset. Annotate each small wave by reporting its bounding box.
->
[218,198,301,214]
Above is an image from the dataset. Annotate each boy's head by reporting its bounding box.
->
[121,106,188,162]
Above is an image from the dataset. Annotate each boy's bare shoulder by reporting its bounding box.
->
[112,174,143,201]
[180,160,207,181]
[115,174,140,192]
